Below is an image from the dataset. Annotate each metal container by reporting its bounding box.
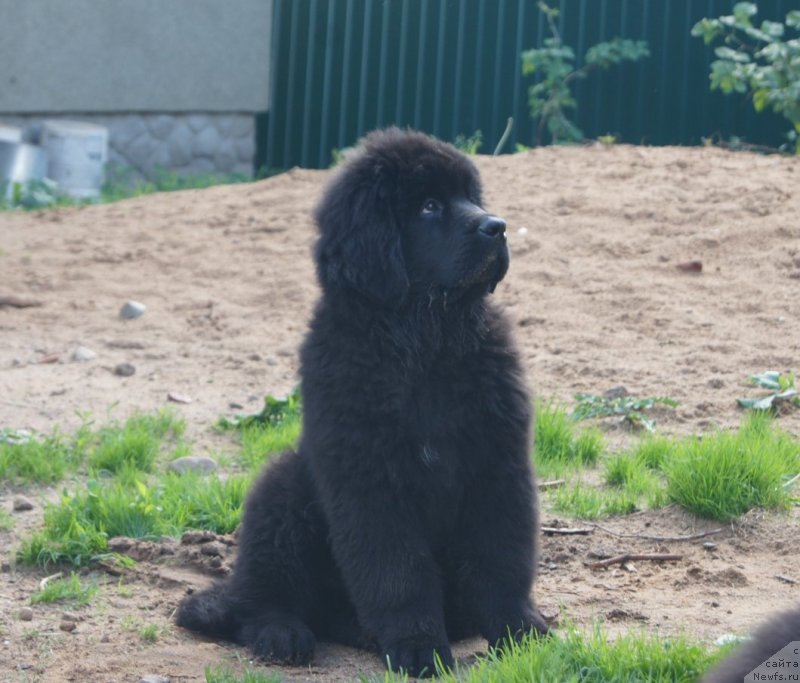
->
[0,140,48,198]
[40,120,108,199]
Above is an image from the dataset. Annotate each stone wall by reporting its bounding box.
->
[2,113,255,181]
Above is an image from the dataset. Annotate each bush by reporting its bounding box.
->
[692,3,800,153]
[521,1,649,144]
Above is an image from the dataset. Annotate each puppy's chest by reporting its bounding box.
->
[400,369,488,474]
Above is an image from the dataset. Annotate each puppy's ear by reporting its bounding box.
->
[313,162,409,306]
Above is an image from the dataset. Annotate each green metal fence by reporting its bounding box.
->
[261,0,794,170]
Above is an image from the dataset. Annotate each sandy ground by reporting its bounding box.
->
[1,143,799,682]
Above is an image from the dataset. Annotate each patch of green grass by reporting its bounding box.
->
[0,428,88,484]
[550,483,639,519]
[239,419,301,469]
[120,616,166,643]
[665,412,800,521]
[89,411,185,474]
[29,573,97,606]
[604,453,669,508]
[376,626,714,682]
[18,473,249,567]
[0,508,13,531]
[534,401,604,478]
[139,623,161,643]
[205,665,281,683]
[631,435,673,471]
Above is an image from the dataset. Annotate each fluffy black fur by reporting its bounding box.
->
[702,606,800,683]
[176,128,548,676]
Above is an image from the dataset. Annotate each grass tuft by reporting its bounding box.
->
[205,665,281,683]
[665,412,799,521]
[534,401,604,478]
[0,428,88,484]
[29,573,97,606]
[550,483,639,519]
[89,411,185,474]
[239,419,301,469]
[0,508,13,531]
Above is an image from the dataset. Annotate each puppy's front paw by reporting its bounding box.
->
[384,638,454,678]
[484,605,550,651]
[249,618,316,665]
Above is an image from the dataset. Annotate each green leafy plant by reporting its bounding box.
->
[217,388,302,431]
[572,393,678,432]
[692,3,800,153]
[737,370,799,412]
[521,2,649,145]
[453,130,483,155]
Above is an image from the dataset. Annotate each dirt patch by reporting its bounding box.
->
[1,144,799,681]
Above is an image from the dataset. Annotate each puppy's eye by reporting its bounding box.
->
[421,199,442,216]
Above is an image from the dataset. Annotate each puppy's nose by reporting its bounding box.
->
[478,215,506,239]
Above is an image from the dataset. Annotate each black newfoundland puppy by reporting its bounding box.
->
[176,128,548,676]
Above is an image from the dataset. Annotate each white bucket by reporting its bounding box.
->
[40,120,108,199]
[0,124,23,144]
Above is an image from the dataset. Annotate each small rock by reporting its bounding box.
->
[72,346,97,362]
[603,386,628,400]
[139,676,169,683]
[59,620,76,632]
[228,402,244,410]
[62,611,82,623]
[120,300,146,320]
[676,260,703,273]
[18,607,33,621]
[703,542,718,550]
[1,562,11,572]
[100,633,111,643]
[168,456,218,475]
[167,391,192,404]
[13,495,34,512]
[517,227,529,236]
[114,363,136,377]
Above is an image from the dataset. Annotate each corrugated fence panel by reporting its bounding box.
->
[262,0,794,170]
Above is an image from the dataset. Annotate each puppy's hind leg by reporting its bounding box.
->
[176,452,326,665]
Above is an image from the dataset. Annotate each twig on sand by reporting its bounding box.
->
[585,553,682,570]
[538,479,566,490]
[591,524,723,543]
[39,572,63,590]
[541,526,594,536]
[0,295,44,308]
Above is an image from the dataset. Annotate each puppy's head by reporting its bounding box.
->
[314,128,509,308]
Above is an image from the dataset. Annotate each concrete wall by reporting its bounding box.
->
[0,0,273,113]
[0,0,272,178]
